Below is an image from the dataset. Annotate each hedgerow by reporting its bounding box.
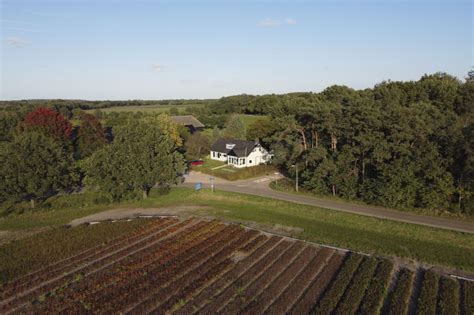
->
[416,269,440,315]
[387,268,414,315]
[334,257,378,315]
[437,276,460,315]
[357,259,394,315]
[313,253,363,314]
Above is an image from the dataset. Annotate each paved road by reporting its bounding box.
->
[182,171,474,234]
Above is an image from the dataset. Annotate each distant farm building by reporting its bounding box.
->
[210,138,272,168]
[171,115,205,133]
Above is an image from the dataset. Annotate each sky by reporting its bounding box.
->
[1,0,472,100]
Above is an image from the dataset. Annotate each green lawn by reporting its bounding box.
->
[238,114,269,128]
[191,157,276,180]
[1,188,473,272]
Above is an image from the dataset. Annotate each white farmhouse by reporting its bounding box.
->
[210,139,272,168]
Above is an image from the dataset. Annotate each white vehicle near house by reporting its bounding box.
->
[210,138,272,168]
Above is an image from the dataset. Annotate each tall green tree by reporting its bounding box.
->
[0,132,76,208]
[224,114,246,139]
[84,122,185,201]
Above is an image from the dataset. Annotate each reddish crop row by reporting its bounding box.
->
[220,242,306,314]
[84,223,246,314]
[2,218,471,315]
[288,250,344,315]
[42,221,230,314]
[36,220,220,312]
[144,230,262,314]
[242,245,319,314]
[313,253,364,314]
[0,218,175,300]
[0,218,194,313]
[198,240,293,314]
[175,235,280,315]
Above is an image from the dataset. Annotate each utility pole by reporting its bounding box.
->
[295,164,299,192]
[291,164,299,192]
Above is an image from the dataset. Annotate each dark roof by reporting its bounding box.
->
[171,115,205,128]
[211,139,258,157]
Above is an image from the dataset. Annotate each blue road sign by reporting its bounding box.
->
[195,182,202,191]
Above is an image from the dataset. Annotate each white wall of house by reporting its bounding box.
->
[210,150,228,162]
[210,145,271,168]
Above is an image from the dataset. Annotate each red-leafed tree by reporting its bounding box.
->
[21,107,73,142]
[77,113,107,158]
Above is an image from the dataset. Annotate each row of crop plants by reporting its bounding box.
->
[34,220,225,314]
[241,245,320,314]
[220,242,307,314]
[68,222,246,314]
[2,218,195,313]
[175,235,281,314]
[145,229,264,314]
[0,218,175,300]
[97,223,247,313]
[198,239,294,314]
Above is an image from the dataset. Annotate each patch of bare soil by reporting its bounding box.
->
[68,206,211,227]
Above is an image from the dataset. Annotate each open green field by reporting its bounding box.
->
[1,188,473,272]
[85,103,207,113]
[239,114,269,127]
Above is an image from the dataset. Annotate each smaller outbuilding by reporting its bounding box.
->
[210,138,272,168]
[171,115,205,133]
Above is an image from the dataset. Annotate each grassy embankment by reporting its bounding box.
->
[0,188,473,272]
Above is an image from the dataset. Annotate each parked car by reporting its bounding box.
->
[189,160,204,167]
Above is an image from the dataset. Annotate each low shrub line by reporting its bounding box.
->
[386,268,414,315]
[334,257,378,315]
[357,259,394,315]
[416,269,440,315]
[437,276,460,315]
[313,253,364,314]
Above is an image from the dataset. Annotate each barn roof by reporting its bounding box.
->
[170,115,205,128]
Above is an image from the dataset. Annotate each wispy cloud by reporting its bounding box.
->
[0,19,42,27]
[6,37,30,48]
[257,17,297,28]
[152,64,164,72]
[257,18,281,28]
[3,27,40,33]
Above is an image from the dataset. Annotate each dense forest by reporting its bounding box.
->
[0,72,472,215]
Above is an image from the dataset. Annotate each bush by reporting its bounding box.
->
[416,269,440,315]
[357,259,394,315]
[45,192,110,209]
[437,276,460,315]
[387,268,414,315]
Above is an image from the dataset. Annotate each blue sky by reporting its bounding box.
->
[1,0,472,100]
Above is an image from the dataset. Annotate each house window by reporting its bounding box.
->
[249,160,252,163]
[212,152,215,157]
[218,153,221,158]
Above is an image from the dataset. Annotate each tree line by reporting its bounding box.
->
[0,71,472,214]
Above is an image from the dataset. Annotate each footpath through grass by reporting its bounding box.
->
[0,188,473,272]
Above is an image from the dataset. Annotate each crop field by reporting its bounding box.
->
[0,217,472,314]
